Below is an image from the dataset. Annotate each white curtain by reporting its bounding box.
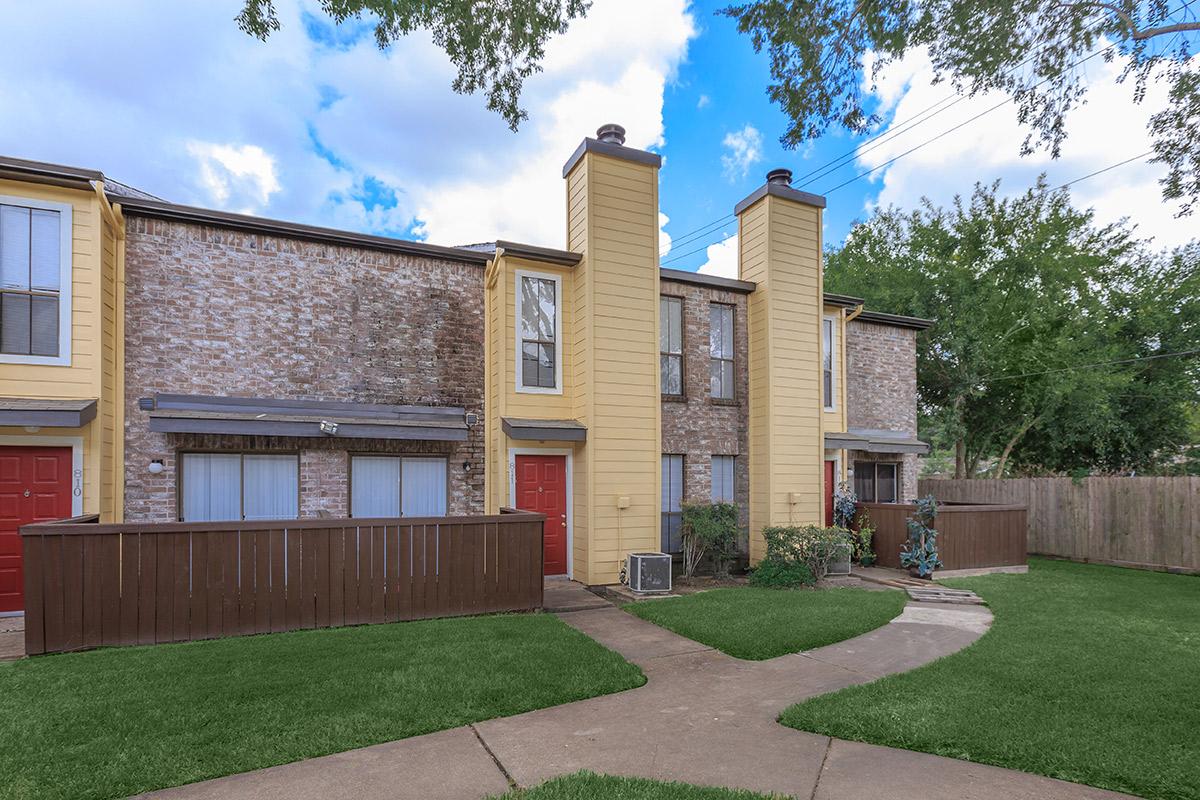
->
[181,453,242,522]
[351,456,401,518]
[711,456,735,502]
[243,454,299,520]
[402,457,448,517]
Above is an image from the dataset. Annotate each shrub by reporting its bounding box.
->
[899,495,942,577]
[833,481,858,529]
[749,557,815,588]
[761,524,854,579]
[851,509,876,566]
[679,501,738,579]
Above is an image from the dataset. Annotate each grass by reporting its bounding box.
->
[626,586,907,660]
[781,558,1200,800]
[492,771,783,799]
[0,613,645,800]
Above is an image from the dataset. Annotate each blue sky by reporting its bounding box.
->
[0,0,1192,279]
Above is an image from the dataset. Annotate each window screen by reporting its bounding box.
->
[711,455,735,503]
[520,276,557,389]
[660,296,683,396]
[661,454,685,553]
[709,304,734,399]
[181,453,298,522]
[853,461,901,504]
[0,205,61,356]
[350,455,448,517]
[822,318,834,408]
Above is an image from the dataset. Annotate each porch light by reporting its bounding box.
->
[148,460,164,474]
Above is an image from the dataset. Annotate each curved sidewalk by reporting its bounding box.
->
[140,599,1133,800]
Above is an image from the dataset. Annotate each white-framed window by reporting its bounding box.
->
[180,453,300,522]
[660,295,683,396]
[709,303,735,400]
[822,315,837,410]
[515,269,562,393]
[661,454,685,553]
[711,455,735,503]
[854,461,898,503]
[0,196,72,365]
[350,455,448,517]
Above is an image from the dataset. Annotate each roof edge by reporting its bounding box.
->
[823,292,865,309]
[0,155,104,191]
[496,240,582,267]
[119,196,492,266]
[659,267,756,294]
[562,137,663,178]
[734,182,827,215]
[851,310,935,331]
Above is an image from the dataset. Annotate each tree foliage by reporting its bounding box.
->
[825,179,1200,476]
[722,0,1200,211]
[238,0,590,130]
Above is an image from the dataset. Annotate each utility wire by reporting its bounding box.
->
[979,348,1200,382]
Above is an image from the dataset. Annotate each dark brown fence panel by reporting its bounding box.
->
[22,513,545,656]
[859,501,1027,571]
[920,477,1200,573]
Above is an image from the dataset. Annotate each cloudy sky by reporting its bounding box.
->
[2,0,1193,279]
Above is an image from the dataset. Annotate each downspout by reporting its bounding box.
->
[845,303,864,322]
[91,181,127,523]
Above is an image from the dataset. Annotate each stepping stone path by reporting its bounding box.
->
[857,571,986,605]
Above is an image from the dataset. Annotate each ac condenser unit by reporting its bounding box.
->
[826,542,852,576]
[626,552,672,593]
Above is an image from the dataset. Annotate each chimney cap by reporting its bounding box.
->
[766,168,793,186]
[596,123,626,145]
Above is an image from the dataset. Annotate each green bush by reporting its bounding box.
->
[762,524,854,578]
[679,501,739,578]
[851,509,876,566]
[748,557,815,588]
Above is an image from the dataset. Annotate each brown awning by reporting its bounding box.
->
[141,394,469,441]
[825,429,929,454]
[502,417,587,442]
[0,398,97,427]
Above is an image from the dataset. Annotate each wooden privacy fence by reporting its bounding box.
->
[21,511,545,656]
[920,477,1200,573]
[858,501,1027,571]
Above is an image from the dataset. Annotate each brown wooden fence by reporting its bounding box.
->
[858,501,1027,571]
[920,477,1200,573]
[21,511,544,656]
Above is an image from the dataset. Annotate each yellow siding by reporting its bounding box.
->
[739,194,825,561]
[0,178,123,521]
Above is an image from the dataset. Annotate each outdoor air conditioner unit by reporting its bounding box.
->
[826,542,853,576]
[626,552,672,593]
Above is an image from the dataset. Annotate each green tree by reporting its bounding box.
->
[722,0,1200,211]
[825,178,1200,476]
[237,0,590,130]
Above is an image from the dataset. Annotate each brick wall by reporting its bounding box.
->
[845,319,919,500]
[122,216,485,521]
[659,279,750,547]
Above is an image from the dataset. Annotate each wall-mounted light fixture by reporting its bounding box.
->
[148,459,165,474]
[319,420,339,436]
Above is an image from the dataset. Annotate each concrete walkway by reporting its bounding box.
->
[140,597,1132,800]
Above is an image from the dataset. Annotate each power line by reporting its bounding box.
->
[659,213,735,256]
[661,230,738,267]
[980,348,1200,383]
[1051,149,1155,190]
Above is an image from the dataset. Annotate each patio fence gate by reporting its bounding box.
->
[21,511,545,656]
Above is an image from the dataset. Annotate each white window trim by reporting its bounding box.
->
[514,269,563,395]
[822,314,838,411]
[0,435,84,516]
[507,447,574,579]
[0,194,73,367]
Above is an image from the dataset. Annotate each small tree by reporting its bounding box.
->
[900,495,942,578]
[679,502,738,579]
[832,481,858,529]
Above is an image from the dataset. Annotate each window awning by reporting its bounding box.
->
[140,394,469,441]
[0,398,97,427]
[502,417,587,442]
[825,428,930,454]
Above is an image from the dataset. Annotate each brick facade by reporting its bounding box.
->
[122,216,485,521]
[845,319,920,501]
[659,279,751,548]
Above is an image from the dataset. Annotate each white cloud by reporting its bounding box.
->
[0,0,696,248]
[697,94,710,109]
[721,124,763,182]
[186,142,281,212]
[659,212,673,257]
[855,46,1194,248]
[697,233,739,278]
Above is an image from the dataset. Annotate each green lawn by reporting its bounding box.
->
[626,586,907,659]
[0,614,644,800]
[782,558,1200,800]
[493,771,783,799]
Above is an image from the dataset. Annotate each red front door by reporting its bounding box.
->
[824,460,836,527]
[0,446,73,613]
[515,454,568,576]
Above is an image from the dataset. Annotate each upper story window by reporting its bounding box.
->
[0,197,72,365]
[516,271,561,393]
[660,295,683,396]
[709,303,735,400]
[823,316,837,410]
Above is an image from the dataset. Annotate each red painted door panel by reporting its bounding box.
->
[515,454,568,576]
[824,460,836,527]
[0,447,73,613]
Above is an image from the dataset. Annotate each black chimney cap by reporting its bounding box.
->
[766,168,793,186]
[596,123,626,145]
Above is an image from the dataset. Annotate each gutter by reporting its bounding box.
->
[845,303,865,322]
